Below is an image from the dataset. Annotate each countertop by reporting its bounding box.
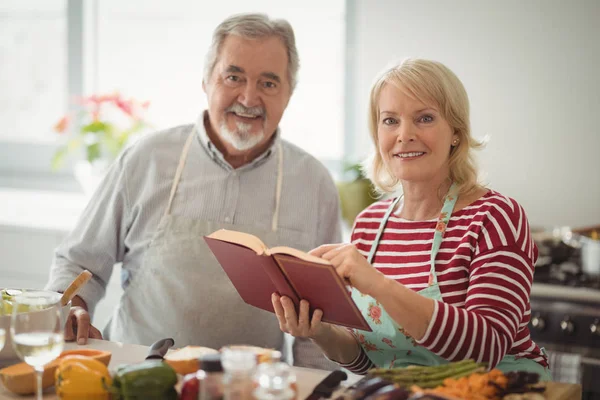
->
[0,339,583,399]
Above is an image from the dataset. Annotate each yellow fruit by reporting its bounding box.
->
[55,355,112,399]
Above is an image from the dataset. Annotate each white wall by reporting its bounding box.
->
[348,0,600,228]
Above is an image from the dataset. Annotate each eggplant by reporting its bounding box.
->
[364,384,411,400]
[353,377,393,400]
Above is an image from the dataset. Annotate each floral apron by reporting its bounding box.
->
[350,184,552,380]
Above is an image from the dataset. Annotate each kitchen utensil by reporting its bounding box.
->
[146,338,175,360]
[304,369,347,400]
[60,270,93,307]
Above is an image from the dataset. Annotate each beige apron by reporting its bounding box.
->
[105,128,287,352]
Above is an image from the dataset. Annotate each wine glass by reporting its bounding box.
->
[10,291,65,400]
[0,298,5,351]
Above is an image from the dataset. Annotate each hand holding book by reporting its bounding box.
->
[309,243,388,299]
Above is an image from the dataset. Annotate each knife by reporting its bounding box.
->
[145,337,175,360]
[304,369,348,400]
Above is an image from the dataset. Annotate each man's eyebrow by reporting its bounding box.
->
[261,72,281,83]
[225,65,244,73]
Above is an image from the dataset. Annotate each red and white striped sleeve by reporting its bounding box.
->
[416,197,536,368]
[330,344,375,375]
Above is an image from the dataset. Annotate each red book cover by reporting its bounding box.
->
[204,230,371,331]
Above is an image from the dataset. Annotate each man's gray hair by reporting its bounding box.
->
[203,13,300,91]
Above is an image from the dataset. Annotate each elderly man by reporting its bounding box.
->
[46,13,341,369]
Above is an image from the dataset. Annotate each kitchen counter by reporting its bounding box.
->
[0,339,583,399]
[532,282,600,303]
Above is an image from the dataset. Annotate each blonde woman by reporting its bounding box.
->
[272,58,551,379]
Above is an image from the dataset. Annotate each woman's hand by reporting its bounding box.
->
[310,243,386,297]
[271,294,329,340]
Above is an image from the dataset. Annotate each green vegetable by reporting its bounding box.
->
[112,360,178,399]
[367,359,487,389]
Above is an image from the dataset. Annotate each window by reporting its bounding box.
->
[0,0,67,143]
[0,0,346,190]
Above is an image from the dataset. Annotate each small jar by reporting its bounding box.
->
[197,353,224,400]
[221,348,257,400]
[252,362,297,400]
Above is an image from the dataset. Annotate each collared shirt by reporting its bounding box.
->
[46,113,342,315]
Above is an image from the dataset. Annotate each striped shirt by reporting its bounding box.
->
[340,190,548,374]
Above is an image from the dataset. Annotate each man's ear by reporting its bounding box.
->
[202,80,207,94]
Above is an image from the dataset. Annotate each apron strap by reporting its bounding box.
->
[428,183,459,285]
[165,125,284,230]
[367,195,403,264]
[271,140,283,232]
[367,183,459,287]
[164,129,196,217]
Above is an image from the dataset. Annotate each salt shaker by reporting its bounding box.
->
[222,348,257,400]
[252,361,297,400]
[197,353,225,400]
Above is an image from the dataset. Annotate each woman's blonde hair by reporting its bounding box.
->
[363,58,483,196]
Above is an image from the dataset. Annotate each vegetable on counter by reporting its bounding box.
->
[112,359,178,400]
[55,355,112,400]
[0,349,111,395]
[367,359,487,389]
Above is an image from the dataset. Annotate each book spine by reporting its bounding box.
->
[264,256,301,304]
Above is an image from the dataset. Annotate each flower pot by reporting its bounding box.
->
[336,179,377,227]
[74,159,110,197]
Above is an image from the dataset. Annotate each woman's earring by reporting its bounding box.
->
[452,139,460,146]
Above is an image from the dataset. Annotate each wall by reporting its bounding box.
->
[347,0,600,228]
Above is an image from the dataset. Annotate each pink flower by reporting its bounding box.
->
[53,115,70,134]
[381,337,396,348]
[435,220,447,233]
[368,303,382,324]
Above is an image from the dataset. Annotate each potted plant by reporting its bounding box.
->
[336,161,377,227]
[52,93,151,194]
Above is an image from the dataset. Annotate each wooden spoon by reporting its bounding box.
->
[60,270,93,307]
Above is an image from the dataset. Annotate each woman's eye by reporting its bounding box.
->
[382,117,397,125]
[419,115,434,123]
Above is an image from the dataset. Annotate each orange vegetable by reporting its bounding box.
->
[412,369,509,400]
[0,349,111,395]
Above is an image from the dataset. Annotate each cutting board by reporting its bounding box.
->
[544,382,582,400]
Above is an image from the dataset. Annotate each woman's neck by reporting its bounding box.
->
[397,178,452,221]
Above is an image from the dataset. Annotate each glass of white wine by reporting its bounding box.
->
[1,298,6,352]
[10,291,64,400]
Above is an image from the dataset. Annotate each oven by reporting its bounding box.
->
[530,231,600,399]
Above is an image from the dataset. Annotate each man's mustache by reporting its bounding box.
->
[225,103,265,118]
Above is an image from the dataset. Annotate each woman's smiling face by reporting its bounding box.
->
[377,83,458,184]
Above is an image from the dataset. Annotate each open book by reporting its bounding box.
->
[204,229,371,331]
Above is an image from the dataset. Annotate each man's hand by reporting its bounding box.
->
[64,295,103,344]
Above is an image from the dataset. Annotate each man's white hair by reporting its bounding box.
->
[203,13,300,91]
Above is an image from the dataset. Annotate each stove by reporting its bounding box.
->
[530,242,600,399]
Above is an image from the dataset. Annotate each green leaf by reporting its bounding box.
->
[81,121,111,134]
[86,142,102,163]
[101,135,121,156]
[51,147,68,171]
